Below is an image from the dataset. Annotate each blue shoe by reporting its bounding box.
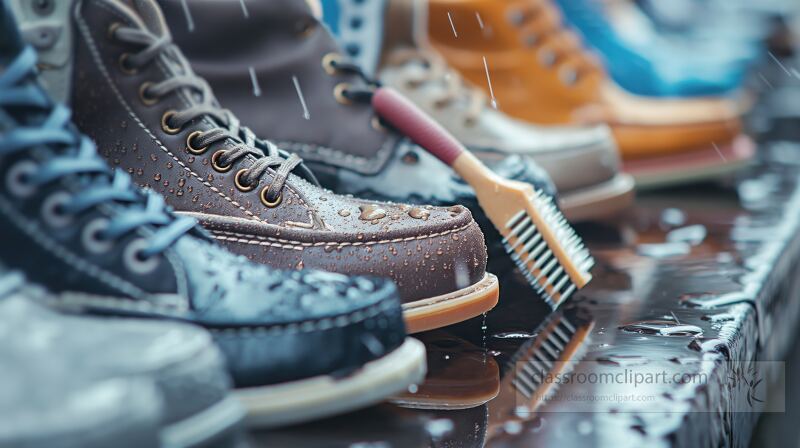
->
[320,0,388,76]
[555,0,752,97]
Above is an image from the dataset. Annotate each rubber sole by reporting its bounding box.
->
[234,337,427,428]
[559,173,636,222]
[623,135,756,189]
[402,273,499,334]
[161,395,245,448]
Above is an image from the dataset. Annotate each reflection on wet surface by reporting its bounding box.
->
[250,142,800,446]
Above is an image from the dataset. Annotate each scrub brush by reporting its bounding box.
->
[372,87,594,307]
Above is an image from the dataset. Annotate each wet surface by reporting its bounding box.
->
[247,142,800,447]
[246,90,800,447]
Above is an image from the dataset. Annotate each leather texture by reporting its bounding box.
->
[157,0,555,273]
[34,0,492,304]
[427,0,745,161]
[374,0,620,195]
[3,0,411,391]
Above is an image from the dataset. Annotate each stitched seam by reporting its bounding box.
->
[208,222,474,249]
[78,2,270,223]
[0,196,148,298]
[209,298,397,336]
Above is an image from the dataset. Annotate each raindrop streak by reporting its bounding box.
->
[180,0,194,32]
[475,12,484,29]
[483,56,497,109]
[757,72,774,90]
[292,75,311,120]
[711,142,727,162]
[248,67,261,97]
[239,0,249,18]
[768,51,792,77]
[447,12,458,37]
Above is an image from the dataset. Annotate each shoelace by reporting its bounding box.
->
[386,48,486,126]
[111,24,302,204]
[0,47,196,258]
[508,0,602,85]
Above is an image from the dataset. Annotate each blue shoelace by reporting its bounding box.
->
[0,47,196,258]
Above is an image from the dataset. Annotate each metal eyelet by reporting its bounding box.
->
[370,116,387,132]
[234,169,255,192]
[160,110,181,135]
[118,53,138,75]
[322,52,343,75]
[186,131,208,155]
[108,22,123,39]
[41,191,73,228]
[123,239,160,275]
[211,150,233,173]
[138,82,158,106]
[6,161,38,198]
[333,83,352,105]
[259,186,282,208]
[82,218,113,254]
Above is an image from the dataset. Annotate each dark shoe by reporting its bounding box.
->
[11,0,499,333]
[157,0,560,274]
[0,4,425,426]
[0,270,239,448]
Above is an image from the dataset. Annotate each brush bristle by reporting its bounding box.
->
[502,189,594,307]
[511,316,591,403]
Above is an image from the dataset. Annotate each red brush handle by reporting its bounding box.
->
[372,87,465,166]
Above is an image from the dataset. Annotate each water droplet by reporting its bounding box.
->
[666,225,707,246]
[619,321,702,337]
[154,173,161,181]
[503,421,523,435]
[492,331,537,340]
[637,242,691,258]
[338,209,351,217]
[425,418,454,439]
[660,208,686,227]
[409,207,430,220]
[359,204,387,220]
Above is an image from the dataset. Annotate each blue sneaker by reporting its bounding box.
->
[555,0,752,97]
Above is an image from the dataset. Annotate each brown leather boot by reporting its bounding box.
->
[427,0,756,187]
[156,0,578,277]
[13,0,499,333]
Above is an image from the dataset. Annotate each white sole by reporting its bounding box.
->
[161,395,245,448]
[234,337,427,428]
